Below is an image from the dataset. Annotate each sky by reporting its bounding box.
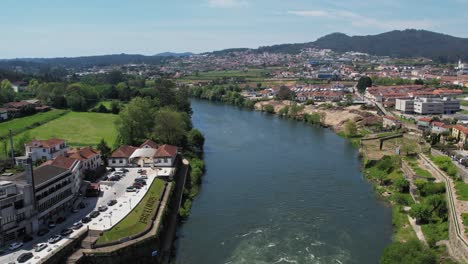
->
[1,0,468,58]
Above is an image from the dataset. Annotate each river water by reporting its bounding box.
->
[175,100,392,264]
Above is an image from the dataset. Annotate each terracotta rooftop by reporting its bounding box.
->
[111,145,138,158]
[68,146,100,160]
[140,139,158,149]
[41,156,79,170]
[27,138,66,148]
[154,144,178,158]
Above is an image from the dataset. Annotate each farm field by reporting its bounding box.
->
[18,111,119,147]
[0,109,68,140]
[1,112,118,158]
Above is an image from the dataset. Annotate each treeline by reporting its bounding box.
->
[190,85,256,109]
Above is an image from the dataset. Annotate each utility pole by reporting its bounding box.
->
[9,129,15,165]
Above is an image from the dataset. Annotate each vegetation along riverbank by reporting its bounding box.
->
[190,88,459,263]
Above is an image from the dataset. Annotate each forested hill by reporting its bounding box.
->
[313,30,468,62]
[213,29,468,62]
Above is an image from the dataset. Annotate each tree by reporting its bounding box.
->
[343,120,358,137]
[263,104,275,114]
[108,70,125,85]
[276,86,294,100]
[97,139,111,166]
[414,79,424,85]
[187,129,205,152]
[115,97,155,145]
[154,108,189,146]
[14,132,31,156]
[393,176,409,193]
[381,240,436,264]
[0,79,15,104]
[356,76,372,94]
[410,203,431,224]
[400,140,418,155]
[110,101,120,114]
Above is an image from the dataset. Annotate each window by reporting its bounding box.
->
[0,189,5,196]
[43,148,46,152]
[119,159,123,164]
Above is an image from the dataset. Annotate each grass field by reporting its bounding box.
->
[182,68,274,81]
[18,112,119,146]
[0,111,118,158]
[0,110,68,139]
[96,179,166,244]
[455,181,468,201]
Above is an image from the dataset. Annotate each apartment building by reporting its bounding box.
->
[396,97,460,115]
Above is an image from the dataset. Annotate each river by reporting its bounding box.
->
[175,100,392,264]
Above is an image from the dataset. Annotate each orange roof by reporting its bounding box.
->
[111,145,138,158]
[140,139,158,149]
[27,138,65,148]
[41,156,79,170]
[454,125,468,135]
[68,146,100,160]
[418,117,432,122]
[154,144,178,158]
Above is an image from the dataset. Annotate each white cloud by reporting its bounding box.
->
[207,0,248,8]
[287,10,329,17]
[287,9,435,30]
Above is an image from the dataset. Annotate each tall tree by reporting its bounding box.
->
[115,97,155,145]
[276,86,294,100]
[97,138,111,166]
[154,108,188,146]
[356,76,372,93]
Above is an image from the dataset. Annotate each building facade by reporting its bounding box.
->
[25,138,69,162]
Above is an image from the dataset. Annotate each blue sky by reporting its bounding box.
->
[1,0,468,58]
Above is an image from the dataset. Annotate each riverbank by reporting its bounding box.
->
[189,97,458,263]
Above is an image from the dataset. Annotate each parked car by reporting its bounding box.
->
[8,242,23,251]
[137,169,144,173]
[137,175,148,180]
[98,205,108,212]
[90,211,100,218]
[60,228,73,236]
[56,216,66,223]
[37,228,49,236]
[48,221,56,229]
[132,183,143,189]
[82,217,91,223]
[102,176,109,181]
[22,234,33,243]
[17,252,33,263]
[72,222,83,230]
[34,243,48,252]
[48,234,62,244]
[107,199,117,206]
[135,179,146,185]
[126,186,136,192]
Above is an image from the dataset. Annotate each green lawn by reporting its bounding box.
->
[460,100,468,107]
[182,68,274,81]
[0,109,68,139]
[16,111,119,147]
[96,179,166,244]
[405,157,434,179]
[455,181,468,201]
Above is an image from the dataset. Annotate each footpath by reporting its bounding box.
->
[419,154,468,263]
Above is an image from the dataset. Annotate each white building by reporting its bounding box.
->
[395,99,415,114]
[458,60,468,75]
[25,138,69,162]
[67,146,101,172]
[108,145,138,167]
[0,108,8,121]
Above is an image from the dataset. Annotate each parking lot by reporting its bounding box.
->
[0,167,158,264]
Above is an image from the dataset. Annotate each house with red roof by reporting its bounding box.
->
[25,138,69,162]
[431,122,451,135]
[67,146,101,172]
[154,144,179,167]
[108,145,138,167]
[452,125,468,144]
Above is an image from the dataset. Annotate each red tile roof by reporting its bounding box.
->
[418,117,432,122]
[140,139,158,149]
[154,144,178,158]
[68,146,100,160]
[111,145,138,158]
[41,156,79,170]
[27,138,65,148]
[454,125,468,135]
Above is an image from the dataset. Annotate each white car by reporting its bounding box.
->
[137,175,148,180]
[8,242,23,251]
[72,222,83,230]
[34,243,48,252]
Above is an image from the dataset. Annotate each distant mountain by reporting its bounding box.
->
[211,29,468,62]
[155,52,194,57]
[313,29,468,62]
